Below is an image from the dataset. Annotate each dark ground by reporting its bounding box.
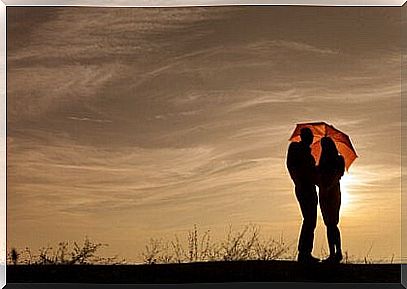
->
[6,260,401,284]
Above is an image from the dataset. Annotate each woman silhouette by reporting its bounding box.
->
[317,136,345,263]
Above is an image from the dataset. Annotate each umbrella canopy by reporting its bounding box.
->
[289,122,358,171]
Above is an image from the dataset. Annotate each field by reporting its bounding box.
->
[7,260,401,284]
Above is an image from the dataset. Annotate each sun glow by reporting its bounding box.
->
[340,173,355,209]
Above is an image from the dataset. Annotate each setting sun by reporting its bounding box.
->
[340,173,355,208]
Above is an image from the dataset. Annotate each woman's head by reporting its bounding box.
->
[320,137,339,159]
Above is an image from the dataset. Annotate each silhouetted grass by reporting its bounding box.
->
[7,236,125,265]
[6,224,401,283]
[141,224,294,264]
[7,223,396,265]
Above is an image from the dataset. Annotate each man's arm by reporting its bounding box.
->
[286,143,300,183]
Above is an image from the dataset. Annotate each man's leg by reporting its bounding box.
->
[296,186,318,261]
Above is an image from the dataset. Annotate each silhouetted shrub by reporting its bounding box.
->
[142,224,292,264]
[8,237,125,265]
[10,248,19,265]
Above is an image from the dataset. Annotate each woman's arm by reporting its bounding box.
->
[314,166,321,187]
[326,156,345,190]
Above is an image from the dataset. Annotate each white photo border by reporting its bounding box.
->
[1,1,406,289]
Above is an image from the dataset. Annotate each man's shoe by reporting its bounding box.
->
[298,254,320,264]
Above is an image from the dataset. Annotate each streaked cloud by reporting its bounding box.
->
[247,40,340,55]
[67,116,113,123]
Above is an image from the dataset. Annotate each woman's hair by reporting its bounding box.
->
[319,136,339,170]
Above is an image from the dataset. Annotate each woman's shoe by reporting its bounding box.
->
[335,252,343,263]
[321,255,336,264]
[322,253,343,264]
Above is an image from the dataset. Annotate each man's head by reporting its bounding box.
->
[300,127,313,146]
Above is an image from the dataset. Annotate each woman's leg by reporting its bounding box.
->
[321,195,333,257]
[326,225,336,257]
[334,193,342,259]
[333,225,342,259]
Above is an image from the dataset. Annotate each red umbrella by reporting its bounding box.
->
[289,121,358,171]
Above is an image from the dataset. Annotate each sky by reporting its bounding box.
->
[6,6,403,263]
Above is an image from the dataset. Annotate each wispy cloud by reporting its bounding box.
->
[68,116,113,123]
[247,40,340,55]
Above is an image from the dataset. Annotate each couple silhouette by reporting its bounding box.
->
[287,127,345,264]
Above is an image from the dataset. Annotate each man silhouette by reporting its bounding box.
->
[286,127,319,263]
